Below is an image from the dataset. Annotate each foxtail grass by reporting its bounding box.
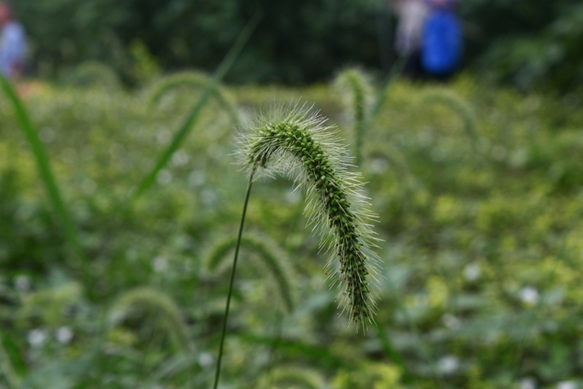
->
[70,61,121,89]
[145,71,239,124]
[213,102,381,389]
[17,282,83,328]
[238,104,381,327]
[364,143,424,199]
[371,55,408,120]
[108,287,193,353]
[333,68,373,165]
[205,234,296,313]
[417,89,478,148]
[364,143,412,181]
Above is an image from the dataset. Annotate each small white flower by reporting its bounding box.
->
[172,150,190,166]
[156,169,173,185]
[152,256,168,273]
[438,355,459,374]
[442,314,461,330]
[27,329,47,347]
[188,171,206,188]
[519,377,537,389]
[14,275,31,291]
[198,352,214,367]
[56,326,74,344]
[557,381,577,389]
[463,263,481,282]
[519,286,540,305]
[201,189,217,206]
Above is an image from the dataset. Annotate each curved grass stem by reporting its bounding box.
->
[212,169,255,389]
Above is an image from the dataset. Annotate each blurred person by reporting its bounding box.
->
[420,0,463,80]
[0,1,26,79]
[390,0,430,78]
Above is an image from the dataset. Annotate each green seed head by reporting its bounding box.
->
[237,103,381,330]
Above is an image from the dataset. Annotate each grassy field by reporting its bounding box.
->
[1,74,583,388]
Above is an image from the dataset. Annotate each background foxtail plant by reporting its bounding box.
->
[332,68,374,166]
[144,71,239,124]
[108,287,194,353]
[237,103,381,328]
[204,234,297,313]
[416,89,479,149]
[364,143,425,198]
[17,282,83,328]
[68,61,122,90]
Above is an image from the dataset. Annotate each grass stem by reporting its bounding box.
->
[212,169,255,389]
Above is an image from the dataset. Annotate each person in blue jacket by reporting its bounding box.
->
[0,2,27,80]
[421,0,463,80]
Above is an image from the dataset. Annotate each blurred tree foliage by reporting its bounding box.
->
[461,0,583,92]
[10,0,583,90]
[13,0,380,84]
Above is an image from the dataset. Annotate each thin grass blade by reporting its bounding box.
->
[131,11,263,203]
[0,75,85,265]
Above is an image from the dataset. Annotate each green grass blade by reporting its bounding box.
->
[131,12,262,203]
[371,55,407,120]
[0,75,85,265]
[374,320,412,382]
[0,332,21,389]
[234,333,349,369]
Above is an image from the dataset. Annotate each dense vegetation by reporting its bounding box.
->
[11,0,583,90]
[1,72,583,388]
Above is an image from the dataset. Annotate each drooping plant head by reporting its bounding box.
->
[70,61,121,90]
[108,287,194,353]
[333,68,374,165]
[237,103,381,329]
[417,89,478,147]
[145,71,239,124]
[204,234,297,314]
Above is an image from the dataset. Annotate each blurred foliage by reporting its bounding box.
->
[2,73,583,387]
[13,0,380,85]
[9,0,583,90]
[461,0,583,92]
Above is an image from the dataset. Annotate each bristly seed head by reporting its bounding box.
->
[236,103,381,330]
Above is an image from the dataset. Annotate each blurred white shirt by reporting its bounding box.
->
[393,0,430,55]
